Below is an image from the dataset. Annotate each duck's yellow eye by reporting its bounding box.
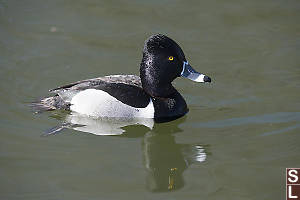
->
[168,56,174,61]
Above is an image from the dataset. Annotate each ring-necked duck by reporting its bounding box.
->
[33,34,211,122]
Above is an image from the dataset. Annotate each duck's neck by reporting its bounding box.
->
[140,62,176,98]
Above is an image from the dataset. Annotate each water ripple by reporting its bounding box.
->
[191,112,300,128]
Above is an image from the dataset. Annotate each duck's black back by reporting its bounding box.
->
[50,75,150,108]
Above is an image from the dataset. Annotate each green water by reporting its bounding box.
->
[1,0,300,199]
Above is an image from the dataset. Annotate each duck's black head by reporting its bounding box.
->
[140,34,211,98]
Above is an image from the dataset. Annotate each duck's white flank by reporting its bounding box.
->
[70,89,154,118]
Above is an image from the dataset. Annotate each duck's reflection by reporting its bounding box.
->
[143,122,207,192]
[47,113,154,136]
[47,113,208,192]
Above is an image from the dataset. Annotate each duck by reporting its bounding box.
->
[33,34,211,122]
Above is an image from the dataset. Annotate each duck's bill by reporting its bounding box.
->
[180,61,211,83]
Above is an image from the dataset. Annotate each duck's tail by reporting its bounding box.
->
[30,95,70,113]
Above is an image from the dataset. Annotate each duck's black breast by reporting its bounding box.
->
[51,75,151,108]
[152,89,189,122]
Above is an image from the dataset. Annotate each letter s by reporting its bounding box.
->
[288,170,298,183]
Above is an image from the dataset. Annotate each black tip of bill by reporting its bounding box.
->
[203,75,211,83]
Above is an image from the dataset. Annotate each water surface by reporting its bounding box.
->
[1,0,300,199]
